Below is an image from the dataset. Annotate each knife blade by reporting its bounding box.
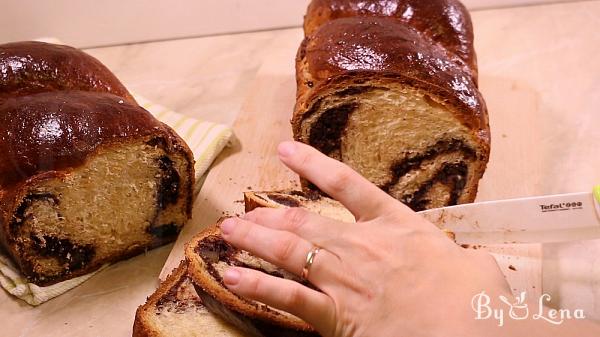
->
[418,186,600,245]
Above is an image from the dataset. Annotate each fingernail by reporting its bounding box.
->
[223,268,241,285]
[278,141,297,157]
[220,218,236,235]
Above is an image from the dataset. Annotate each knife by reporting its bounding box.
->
[418,186,600,245]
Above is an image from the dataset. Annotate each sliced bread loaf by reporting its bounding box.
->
[294,14,489,211]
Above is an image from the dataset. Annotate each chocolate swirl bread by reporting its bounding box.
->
[244,191,354,223]
[134,193,355,337]
[293,1,490,211]
[186,224,319,337]
[133,261,244,337]
[0,41,136,105]
[0,42,194,286]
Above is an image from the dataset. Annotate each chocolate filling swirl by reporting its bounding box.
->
[194,236,319,337]
[307,100,477,211]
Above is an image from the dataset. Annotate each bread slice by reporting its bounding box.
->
[294,16,490,211]
[0,91,194,285]
[245,190,456,241]
[133,261,245,337]
[185,224,319,337]
[169,190,454,336]
[244,190,355,222]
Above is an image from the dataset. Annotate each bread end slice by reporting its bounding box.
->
[185,223,319,337]
[133,261,244,337]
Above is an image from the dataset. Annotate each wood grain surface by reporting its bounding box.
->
[160,30,304,278]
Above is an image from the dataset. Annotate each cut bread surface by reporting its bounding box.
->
[11,139,192,285]
[133,262,245,337]
[244,190,354,222]
[297,84,484,210]
[185,225,319,337]
[246,190,457,241]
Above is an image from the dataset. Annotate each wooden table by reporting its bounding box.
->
[2,1,600,335]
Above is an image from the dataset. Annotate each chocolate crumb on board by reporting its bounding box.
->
[460,244,483,250]
[508,265,517,271]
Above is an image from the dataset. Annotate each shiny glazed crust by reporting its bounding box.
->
[0,91,195,285]
[0,91,191,189]
[0,41,135,105]
[303,0,477,76]
[294,17,487,136]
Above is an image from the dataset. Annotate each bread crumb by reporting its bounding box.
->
[460,244,482,250]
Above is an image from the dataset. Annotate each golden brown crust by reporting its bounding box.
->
[0,91,195,285]
[293,17,487,139]
[304,0,477,75]
[0,41,135,105]
[185,223,317,335]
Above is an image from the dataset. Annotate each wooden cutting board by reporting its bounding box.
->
[160,29,305,278]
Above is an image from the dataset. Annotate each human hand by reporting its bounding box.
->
[219,141,512,337]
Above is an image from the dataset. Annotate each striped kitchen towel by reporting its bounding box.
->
[0,95,233,305]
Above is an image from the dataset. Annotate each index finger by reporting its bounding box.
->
[277,141,408,221]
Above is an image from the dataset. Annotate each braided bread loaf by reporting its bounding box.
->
[0,42,194,285]
[293,0,489,211]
